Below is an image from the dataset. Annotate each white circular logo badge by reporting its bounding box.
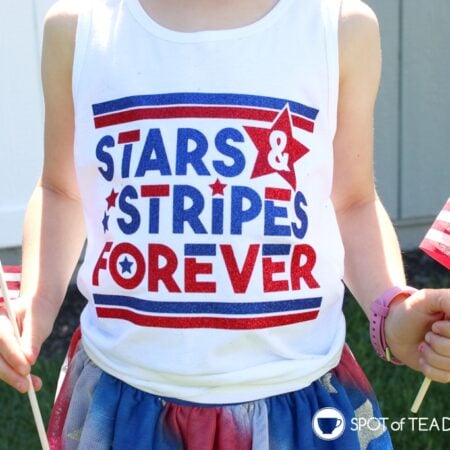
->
[312,407,346,441]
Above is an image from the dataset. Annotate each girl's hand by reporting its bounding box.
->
[385,289,450,382]
[0,297,53,393]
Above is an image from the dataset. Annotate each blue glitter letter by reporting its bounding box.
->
[231,186,262,234]
[136,129,172,177]
[292,191,308,239]
[173,185,207,234]
[118,185,141,234]
[213,128,245,177]
[96,135,115,181]
[176,128,210,176]
[264,200,291,236]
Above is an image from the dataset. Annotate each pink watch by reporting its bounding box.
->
[370,286,417,365]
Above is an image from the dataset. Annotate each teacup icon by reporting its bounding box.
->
[317,417,342,434]
[312,407,346,440]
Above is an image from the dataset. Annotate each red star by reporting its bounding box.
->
[106,189,119,209]
[209,178,227,196]
[244,106,309,190]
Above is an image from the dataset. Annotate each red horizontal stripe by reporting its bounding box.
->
[141,184,170,197]
[265,187,291,201]
[94,106,315,132]
[421,238,450,253]
[118,129,141,144]
[3,266,21,274]
[6,281,20,291]
[96,308,319,329]
[292,116,314,132]
[1,266,21,303]
[430,220,450,234]
[420,240,450,269]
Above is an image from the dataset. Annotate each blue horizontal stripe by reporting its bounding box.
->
[262,244,291,256]
[92,92,319,120]
[184,244,217,256]
[93,294,322,315]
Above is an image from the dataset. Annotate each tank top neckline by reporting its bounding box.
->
[125,0,294,43]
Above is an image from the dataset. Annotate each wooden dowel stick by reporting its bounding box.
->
[0,261,50,450]
[411,377,432,414]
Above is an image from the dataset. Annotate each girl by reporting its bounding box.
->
[1,0,449,448]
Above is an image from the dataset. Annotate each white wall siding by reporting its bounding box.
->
[369,0,450,248]
[0,1,54,248]
[369,0,401,217]
[401,0,450,218]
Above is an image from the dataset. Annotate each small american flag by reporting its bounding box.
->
[0,265,21,303]
[420,197,450,270]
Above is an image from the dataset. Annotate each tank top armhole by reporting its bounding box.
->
[321,0,342,143]
[72,1,93,103]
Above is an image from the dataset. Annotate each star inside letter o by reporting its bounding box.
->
[244,105,309,190]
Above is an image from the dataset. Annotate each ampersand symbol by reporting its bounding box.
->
[268,130,290,172]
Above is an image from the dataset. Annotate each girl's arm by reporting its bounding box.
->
[0,0,83,392]
[334,0,450,381]
[334,0,405,315]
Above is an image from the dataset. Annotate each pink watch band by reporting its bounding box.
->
[370,286,417,365]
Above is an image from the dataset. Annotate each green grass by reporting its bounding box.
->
[0,301,449,449]
[344,296,449,450]
[0,356,63,450]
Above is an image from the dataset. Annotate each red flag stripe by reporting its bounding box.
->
[6,281,21,291]
[0,265,21,302]
[429,219,450,234]
[420,239,450,270]
[3,265,21,273]
[420,198,450,269]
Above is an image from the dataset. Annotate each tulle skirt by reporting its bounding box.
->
[47,329,392,449]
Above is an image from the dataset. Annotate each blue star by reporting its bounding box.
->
[119,256,133,274]
[102,212,109,232]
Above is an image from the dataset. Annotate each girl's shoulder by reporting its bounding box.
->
[339,0,379,35]
[339,0,381,80]
[44,0,85,25]
[42,0,86,67]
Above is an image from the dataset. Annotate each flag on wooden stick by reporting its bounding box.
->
[0,265,21,302]
[0,262,50,449]
[411,197,450,413]
[420,197,450,269]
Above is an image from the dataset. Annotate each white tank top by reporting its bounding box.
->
[74,0,346,403]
